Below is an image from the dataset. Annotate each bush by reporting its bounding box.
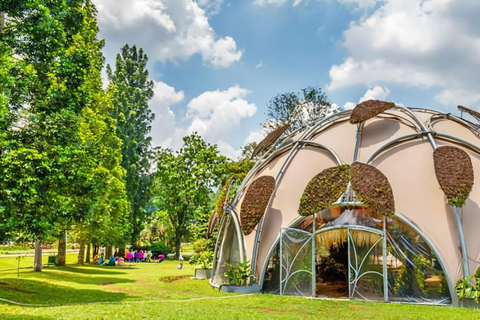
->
[0,244,30,251]
[130,241,171,257]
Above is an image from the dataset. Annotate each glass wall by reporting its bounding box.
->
[280,228,313,296]
[262,211,451,304]
[386,216,451,304]
[211,215,242,286]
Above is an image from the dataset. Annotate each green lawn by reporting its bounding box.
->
[0,255,479,319]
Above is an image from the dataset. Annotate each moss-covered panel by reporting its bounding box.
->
[298,165,350,216]
[251,124,290,159]
[240,176,276,235]
[350,162,395,216]
[433,146,474,207]
[215,176,233,218]
[349,100,396,124]
[207,210,218,237]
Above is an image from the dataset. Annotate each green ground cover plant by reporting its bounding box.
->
[0,254,479,319]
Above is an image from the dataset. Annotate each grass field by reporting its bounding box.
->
[0,254,479,319]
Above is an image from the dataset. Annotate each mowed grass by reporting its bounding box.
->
[0,255,479,319]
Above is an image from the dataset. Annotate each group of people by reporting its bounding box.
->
[92,249,166,267]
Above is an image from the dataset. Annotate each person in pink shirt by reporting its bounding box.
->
[126,251,133,262]
[138,250,144,262]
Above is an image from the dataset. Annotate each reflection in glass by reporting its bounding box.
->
[348,230,384,301]
[280,229,313,296]
[261,211,451,304]
[211,215,241,286]
[295,206,383,232]
[386,217,451,304]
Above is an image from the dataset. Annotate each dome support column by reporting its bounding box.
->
[453,206,470,277]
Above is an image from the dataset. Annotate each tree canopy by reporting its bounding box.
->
[151,133,227,258]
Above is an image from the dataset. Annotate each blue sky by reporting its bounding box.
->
[92,0,480,158]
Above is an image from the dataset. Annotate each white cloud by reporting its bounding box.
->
[196,0,223,15]
[335,85,391,110]
[149,81,185,148]
[328,0,480,106]
[186,86,257,143]
[359,86,391,103]
[255,60,263,69]
[94,0,242,68]
[256,0,381,7]
[151,85,257,159]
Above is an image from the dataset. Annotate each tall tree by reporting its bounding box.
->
[265,86,338,133]
[107,44,155,244]
[0,1,129,270]
[151,133,226,258]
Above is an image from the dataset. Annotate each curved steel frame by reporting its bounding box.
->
[218,107,473,292]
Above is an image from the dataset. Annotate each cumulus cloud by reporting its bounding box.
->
[328,0,480,107]
[256,0,381,8]
[149,81,185,148]
[93,0,242,68]
[196,0,223,15]
[151,85,257,159]
[359,86,391,103]
[335,85,391,110]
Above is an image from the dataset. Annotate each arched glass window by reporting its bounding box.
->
[386,216,451,304]
[261,213,451,304]
[211,215,242,286]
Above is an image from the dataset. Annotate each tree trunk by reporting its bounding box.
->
[34,240,42,272]
[0,12,4,30]
[56,231,66,266]
[118,247,125,258]
[77,240,85,264]
[175,230,182,259]
[105,245,113,257]
[93,245,99,258]
[85,243,91,263]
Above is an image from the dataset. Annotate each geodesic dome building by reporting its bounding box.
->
[210,100,480,307]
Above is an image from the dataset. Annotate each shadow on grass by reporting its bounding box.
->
[46,265,132,275]
[35,269,134,286]
[0,278,135,306]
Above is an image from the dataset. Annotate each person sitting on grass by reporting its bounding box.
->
[138,250,144,262]
[117,257,125,266]
[102,255,115,266]
[99,253,104,265]
[158,254,165,263]
[126,251,133,262]
[93,254,99,264]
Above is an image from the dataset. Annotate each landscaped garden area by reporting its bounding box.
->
[0,254,479,319]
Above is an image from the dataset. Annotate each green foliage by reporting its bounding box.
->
[298,165,350,216]
[151,133,227,258]
[224,260,256,287]
[265,86,335,133]
[433,146,474,208]
[0,1,129,253]
[107,44,155,244]
[350,162,395,216]
[189,238,214,269]
[240,176,276,235]
[456,267,480,303]
[131,241,170,256]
